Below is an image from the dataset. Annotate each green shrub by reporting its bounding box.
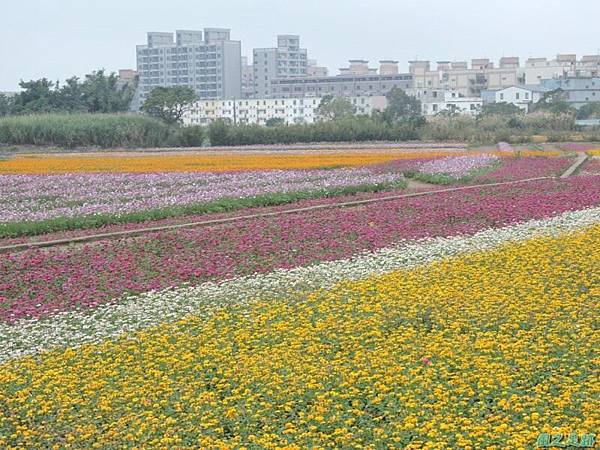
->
[172,125,205,147]
[0,113,170,148]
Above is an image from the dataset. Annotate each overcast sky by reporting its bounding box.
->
[1,0,599,91]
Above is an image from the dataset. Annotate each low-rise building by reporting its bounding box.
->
[184,95,387,126]
[409,58,522,97]
[422,91,482,116]
[523,54,600,84]
[307,59,329,77]
[480,85,546,112]
[540,77,600,109]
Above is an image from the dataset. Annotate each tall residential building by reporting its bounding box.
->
[241,57,255,98]
[253,35,308,97]
[136,29,241,106]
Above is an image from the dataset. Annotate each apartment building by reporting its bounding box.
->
[523,54,600,84]
[253,35,308,98]
[136,29,242,106]
[241,56,254,99]
[270,60,411,98]
[183,95,387,126]
[307,59,329,77]
[540,77,600,108]
[421,91,483,116]
[410,58,522,98]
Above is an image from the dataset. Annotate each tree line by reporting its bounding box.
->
[0,70,136,116]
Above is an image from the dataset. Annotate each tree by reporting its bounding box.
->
[141,87,197,125]
[266,117,285,127]
[12,78,58,113]
[436,104,460,118]
[533,88,576,115]
[0,94,14,116]
[479,102,522,117]
[55,77,86,113]
[5,70,137,116]
[208,119,231,146]
[316,95,356,121]
[82,70,136,113]
[576,102,600,120]
[382,87,423,124]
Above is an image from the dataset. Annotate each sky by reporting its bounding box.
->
[1,0,600,91]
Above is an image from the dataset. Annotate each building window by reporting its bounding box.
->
[516,93,520,100]
[500,93,504,100]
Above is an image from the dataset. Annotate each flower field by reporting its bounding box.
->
[0,149,559,174]
[1,148,598,449]
[0,168,406,227]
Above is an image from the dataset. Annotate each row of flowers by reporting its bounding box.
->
[0,168,407,223]
[0,149,561,174]
[0,150,470,174]
[2,205,599,363]
[1,222,597,448]
[2,177,599,323]
[417,154,501,180]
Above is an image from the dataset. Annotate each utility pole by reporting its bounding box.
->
[233,98,237,125]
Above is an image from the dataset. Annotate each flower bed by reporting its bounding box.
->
[2,177,600,322]
[473,157,573,182]
[417,154,501,181]
[1,224,598,448]
[0,151,469,174]
[0,168,406,235]
[3,206,599,363]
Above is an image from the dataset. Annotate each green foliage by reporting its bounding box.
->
[172,125,205,147]
[576,102,600,119]
[479,102,522,117]
[0,180,408,238]
[316,96,357,121]
[265,117,286,127]
[141,87,197,125]
[0,94,13,117]
[0,114,170,148]
[8,71,136,115]
[532,89,577,115]
[419,111,577,144]
[207,117,419,146]
[208,120,232,146]
[80,70,136,113]
[380,87,424,125]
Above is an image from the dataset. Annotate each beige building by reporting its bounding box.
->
[339,60,378,76]
[523,54,600,84]
[409,58,522,97]
[307,59,329,77]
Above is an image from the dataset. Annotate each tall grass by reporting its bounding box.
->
[0,114,172,148]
